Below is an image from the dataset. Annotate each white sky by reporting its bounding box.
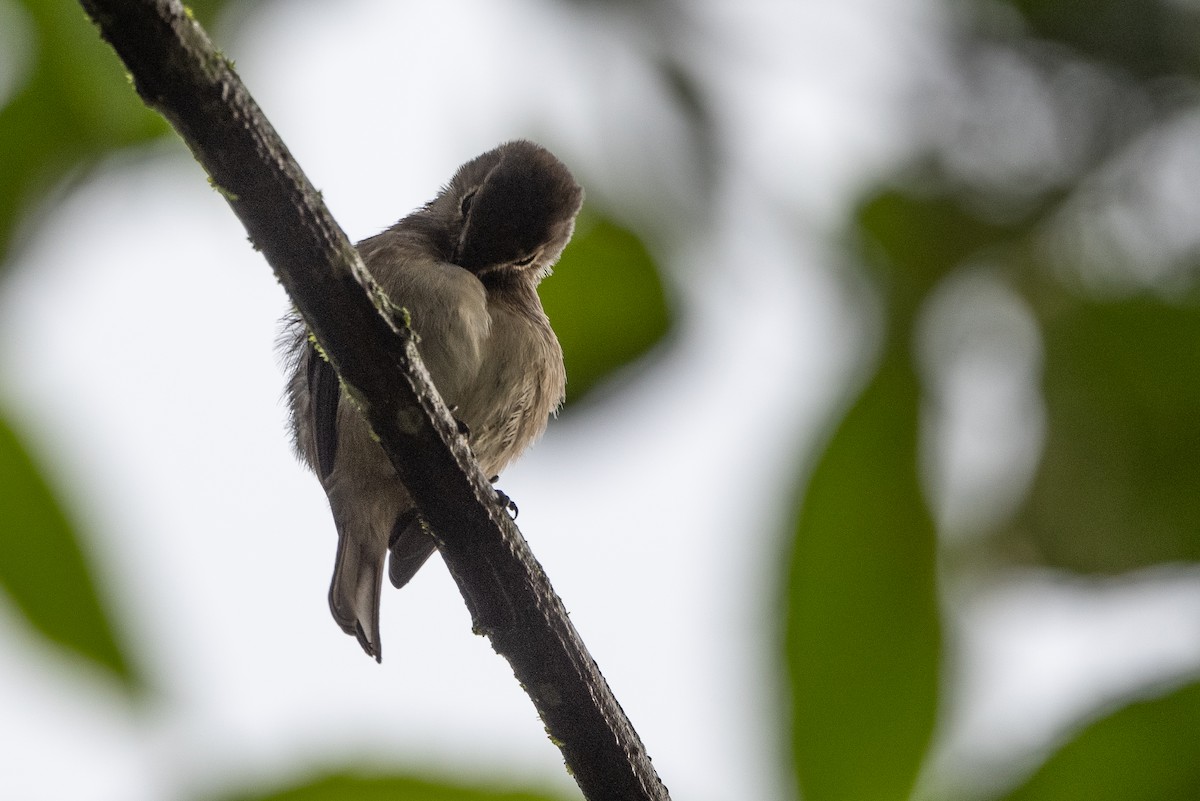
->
[1,2,1199,801]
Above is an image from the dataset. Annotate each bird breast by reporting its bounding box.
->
[363,233,565,478]
[458,289,565,477]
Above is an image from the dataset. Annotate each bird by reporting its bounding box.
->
[282,140,583,661]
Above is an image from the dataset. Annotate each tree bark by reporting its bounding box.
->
[77,2,670,799]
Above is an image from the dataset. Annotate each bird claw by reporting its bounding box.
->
[493,487,519,519]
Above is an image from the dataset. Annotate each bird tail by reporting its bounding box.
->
[328,531,385,662]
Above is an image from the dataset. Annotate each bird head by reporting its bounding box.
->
[439,140,583,280]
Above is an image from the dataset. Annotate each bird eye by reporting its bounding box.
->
[460,190,477,217]
[513,253,537,267]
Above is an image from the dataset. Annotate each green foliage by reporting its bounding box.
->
[857,191,1024,308]
[540,212,671,404]
[0,2,672,795]
[823,0,1200,796]
[786,341,941,801]
[1001,0,1200,79]
[997,682,1200,801]
[0,415,139,688]
[0,0,233,269]
[216,773,570,801]
[1011,298,1200,571]
[840,195,1200,796]
[0,0,241,694]
[2,0,1198,799]
[0,0,164,266]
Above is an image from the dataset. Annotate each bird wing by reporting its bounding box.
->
[306,344,341,481]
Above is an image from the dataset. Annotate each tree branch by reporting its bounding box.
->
[77,2,670,799]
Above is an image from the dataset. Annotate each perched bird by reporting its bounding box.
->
[283,140,583,661]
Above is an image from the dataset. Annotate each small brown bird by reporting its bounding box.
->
[283,140,583,661]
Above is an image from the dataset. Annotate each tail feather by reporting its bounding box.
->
[328,533,385,662]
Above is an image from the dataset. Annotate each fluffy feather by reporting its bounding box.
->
[283,141,582,660]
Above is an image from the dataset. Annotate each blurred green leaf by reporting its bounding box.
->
[786,341,941,801]
[1010,297,1200,571]
[857,191,1017,313]
[0,413,139,688]
[540,211,671,404]
[1001,0,1200,80]
[995,681,1200,801]
[0,0,240,270]
[217,772,572,801]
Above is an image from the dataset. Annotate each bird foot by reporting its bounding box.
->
[489,474,518,520]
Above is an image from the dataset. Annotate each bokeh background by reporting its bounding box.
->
[3,1,1200,800]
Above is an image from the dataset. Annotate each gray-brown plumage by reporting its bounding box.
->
[283,140,583,661]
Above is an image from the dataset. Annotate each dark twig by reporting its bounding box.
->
[76,2,669,799]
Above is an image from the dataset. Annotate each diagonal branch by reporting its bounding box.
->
[77,2,670,799]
